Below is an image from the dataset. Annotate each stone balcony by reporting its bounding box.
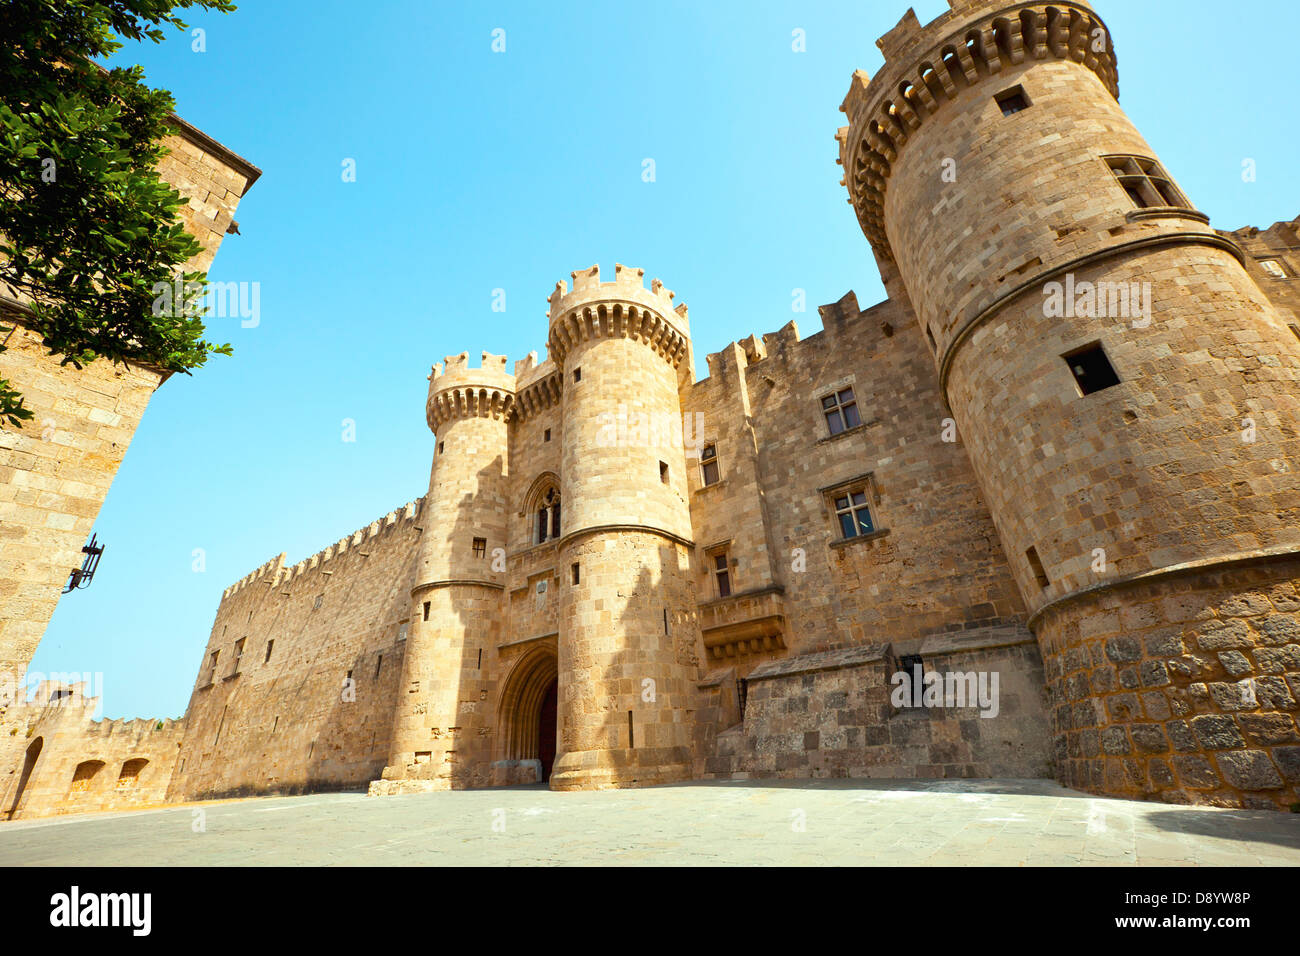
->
[698,586,787,660]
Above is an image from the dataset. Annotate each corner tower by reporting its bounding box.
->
[840,0,1300,807]
[373,352,514,793]
[546,264,700,790]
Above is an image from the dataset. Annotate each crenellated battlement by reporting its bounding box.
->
[220,499,423,599]
[221,553,287,600]
[545,263,691,368]
[426,350,516,432]
[838,0,1117,258]
[23,680,183,737]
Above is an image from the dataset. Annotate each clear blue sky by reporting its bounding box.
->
[32,0,1300,719]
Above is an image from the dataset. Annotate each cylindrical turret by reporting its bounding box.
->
[376,352,514,791]
[545,264,699,790]
[841,0,1300,808]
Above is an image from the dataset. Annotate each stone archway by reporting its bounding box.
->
[6,737,42,820]
[498,648,559,783]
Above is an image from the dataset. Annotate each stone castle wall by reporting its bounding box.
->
[0,119,258,689]
[0,117,258,805]
[168,503,422,800]
[1,683,184,821]
[682,291,1028,665]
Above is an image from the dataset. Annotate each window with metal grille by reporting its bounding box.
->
[1105,155,1189,209]
[833,489,875,539]
[472,537,486,558]
[995,85,1030,116]
[700,443,720,486]
[821,387,861,436]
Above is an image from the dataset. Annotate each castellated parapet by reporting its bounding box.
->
[0,682,184,820]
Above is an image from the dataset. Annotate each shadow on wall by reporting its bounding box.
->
[4,736,42,820]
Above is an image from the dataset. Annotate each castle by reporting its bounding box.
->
[4,0,1300,819]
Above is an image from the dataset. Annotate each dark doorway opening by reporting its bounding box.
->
[7,737,42,820]
[539,679,558,782]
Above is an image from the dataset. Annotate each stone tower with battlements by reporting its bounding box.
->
[838,0,1300,807]
[376,351,515,791]
[546,264,700,790]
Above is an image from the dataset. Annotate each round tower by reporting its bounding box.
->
[545,264,699,790]
[375,351,514,792]
[840,0,1300,807]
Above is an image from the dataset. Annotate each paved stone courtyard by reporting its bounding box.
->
[2,778,1298,866]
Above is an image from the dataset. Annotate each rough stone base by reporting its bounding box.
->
[698,627,1053,782]
[550,746,693,791]
[1039,556,1300,811]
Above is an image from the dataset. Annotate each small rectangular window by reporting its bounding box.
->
[232,638,245,674]
[659,460,669,483]
[1259,259,1287,279]
[1064,342,1121,395]
[375,654,383,678]
[423,601,431,621]
[571,563,580,585]
[264,639,274,663]
[708,549,732,599]
[1026,546,1050,589]
[472,537,486,558]
[995,85,1030,116]
[438,441,444,454]
[821,387,861,436]
[700,443,720,486]
[573,367,581,383]
[1290,324,1300,343]
[544,428,552,442]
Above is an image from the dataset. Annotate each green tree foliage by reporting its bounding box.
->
[0,0,237,428]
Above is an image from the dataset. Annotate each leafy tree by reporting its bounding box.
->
[0,0,237,428]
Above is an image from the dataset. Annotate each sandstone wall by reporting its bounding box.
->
[683,292,1027,667]
[701,628,1051,781]
[169,502,421,800]
[0,117,258,689]
[1,683,183,821]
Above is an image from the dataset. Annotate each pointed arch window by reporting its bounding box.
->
[535,487,561,544]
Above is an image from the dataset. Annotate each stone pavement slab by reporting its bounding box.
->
[1,778,1297,866]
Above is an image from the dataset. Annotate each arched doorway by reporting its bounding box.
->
[538,679,558,781]
[6,737,42,820]
[498,648,559,784]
